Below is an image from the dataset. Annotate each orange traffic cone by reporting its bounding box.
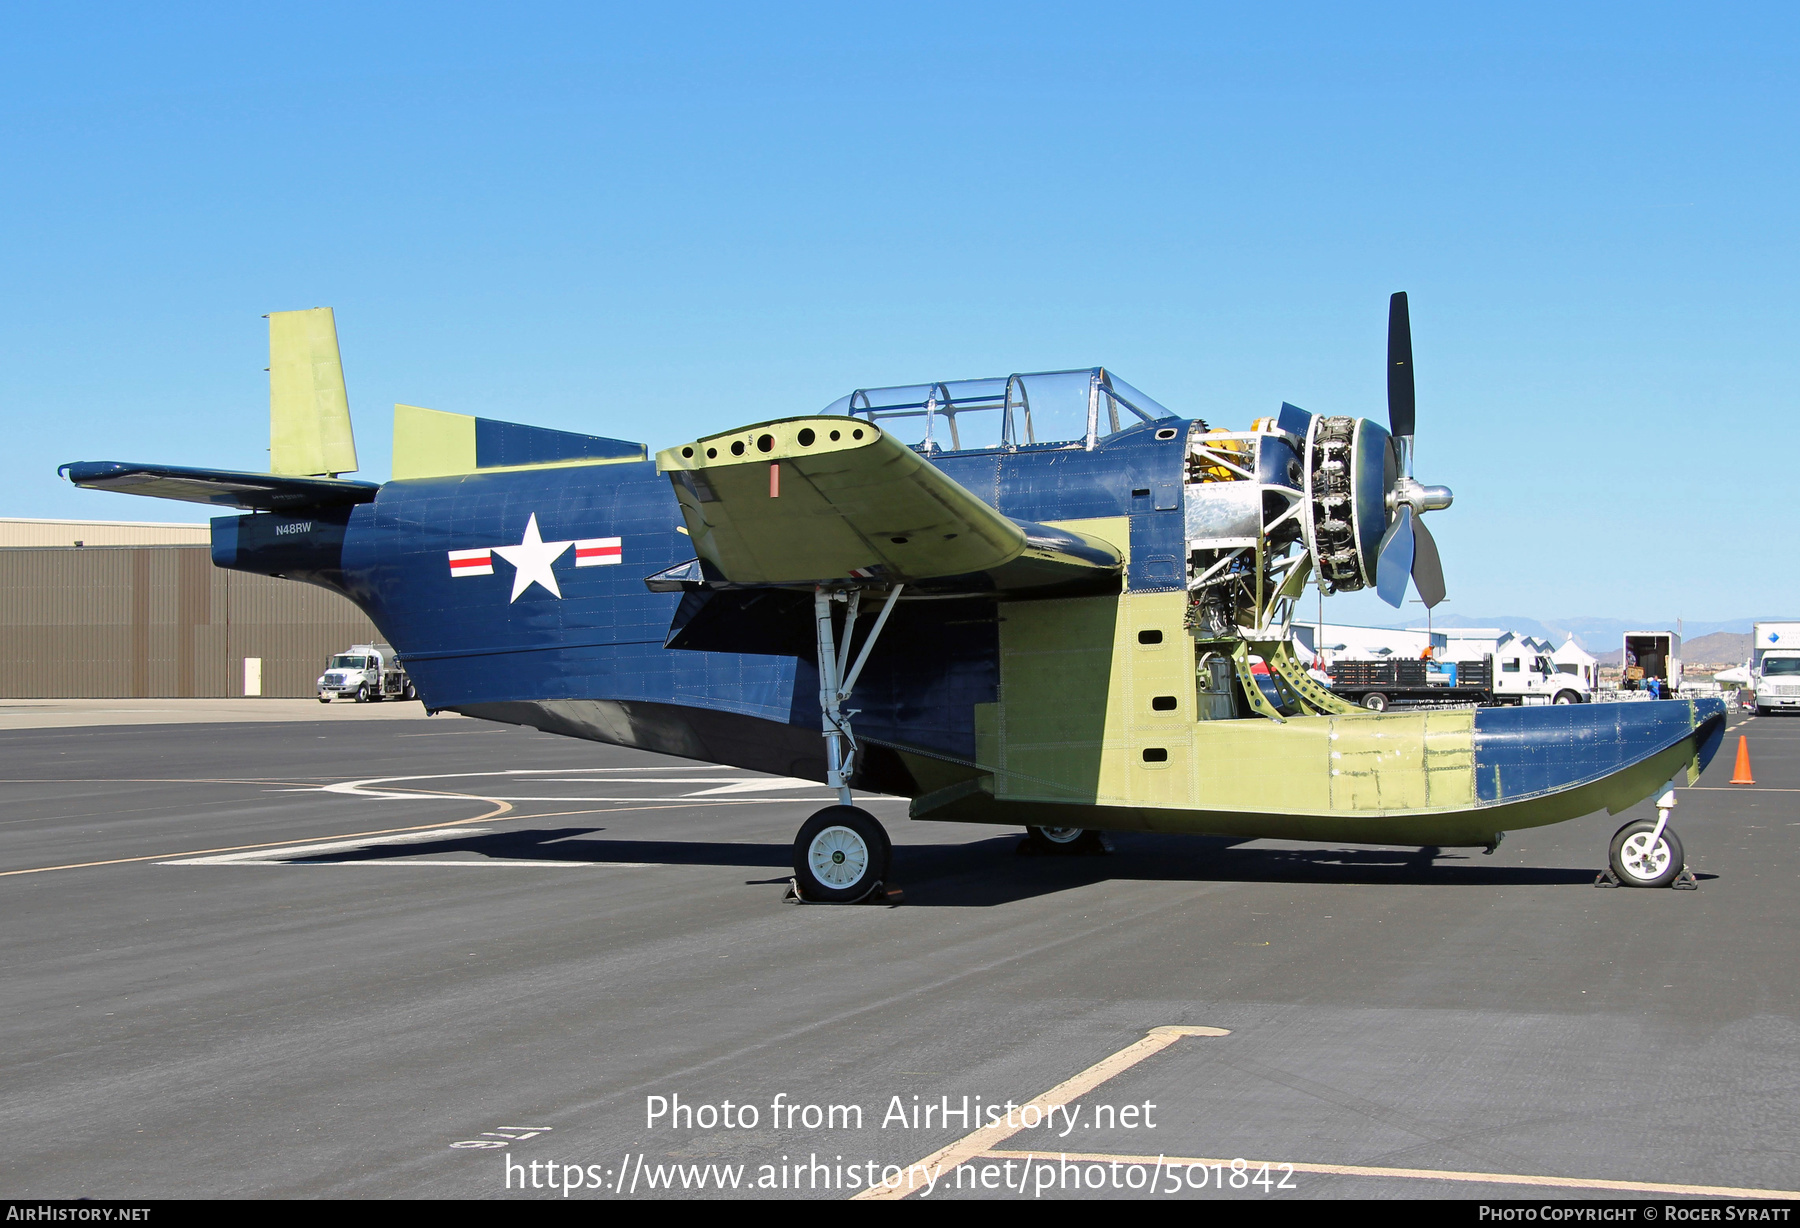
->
[1730,735,1755,785]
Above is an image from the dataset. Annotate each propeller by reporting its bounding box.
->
[1374,291,1453,608]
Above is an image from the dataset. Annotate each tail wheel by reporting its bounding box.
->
[793,806,890,903]
[1362,692,1389,712]
[1025,826,1107,855]
[1608,819,1684,888]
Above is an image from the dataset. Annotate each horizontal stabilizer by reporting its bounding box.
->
[656,417,1122,593]
[394,403,645,480]
[60,461,379,511]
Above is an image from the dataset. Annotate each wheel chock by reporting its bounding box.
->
[1672,865,1699,891]
[784,878,903,905]
[1593,867,1622,888]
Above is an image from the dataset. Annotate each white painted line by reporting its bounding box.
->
[161,828,487,865]
[684,777,823,796]
[282,858,650,868]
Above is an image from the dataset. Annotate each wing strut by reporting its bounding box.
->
[813,584,905,805]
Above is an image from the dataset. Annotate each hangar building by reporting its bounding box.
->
[0,518,378,699]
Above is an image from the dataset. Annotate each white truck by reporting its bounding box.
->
[1489,634,1592,705]
[317,643,414,703]
[1751,621,1800,715]
[1301,624,1589,708]
[1621,631,1682,698]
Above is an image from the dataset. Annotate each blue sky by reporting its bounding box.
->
[3,3,1794,625]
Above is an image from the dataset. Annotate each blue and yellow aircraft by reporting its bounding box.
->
[64,297,1725,901]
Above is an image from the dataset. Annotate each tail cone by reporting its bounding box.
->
[1730,735,1755,785]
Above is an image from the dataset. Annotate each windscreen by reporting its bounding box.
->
[330,655,368,670]
[1764,658,1800,677]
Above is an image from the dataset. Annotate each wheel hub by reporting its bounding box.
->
[808,825,869,888]
[1620,833,1671,880]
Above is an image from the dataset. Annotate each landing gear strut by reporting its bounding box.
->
[789,584,904,903]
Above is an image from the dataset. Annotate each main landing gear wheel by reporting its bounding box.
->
[792,806,891,903]
[1024,825,1108,855]
[1608,818,1685,888]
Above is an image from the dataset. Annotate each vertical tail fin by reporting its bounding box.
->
[268,307,358,476]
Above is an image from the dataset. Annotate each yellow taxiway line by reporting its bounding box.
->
[979,1149,1800,1200]
[852,1025,1230,1201]
[861,1025,1800,1201]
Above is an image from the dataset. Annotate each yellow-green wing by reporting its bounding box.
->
[656,417,1121,590]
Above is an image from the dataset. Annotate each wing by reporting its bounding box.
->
[655,417,1122,594]
[60,461,379,511]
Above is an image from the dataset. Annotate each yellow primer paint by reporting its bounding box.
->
[985,577,1480,816]
[268,308,357,476]
[392,404,477,480]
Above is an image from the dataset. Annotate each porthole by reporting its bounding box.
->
[1155,428,1178,440]
[706,448,717,459]
[852,428,864,440]
[682,446,694,458]
[757,434,774,453]
[798,428,815,447]
[1142,747,1169,763]
[1138,629,1164,645]
[830,430,841,441]
[731,441,745,457]
[1151,695,1177,711]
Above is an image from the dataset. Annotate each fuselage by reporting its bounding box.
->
[207,415,1726,843]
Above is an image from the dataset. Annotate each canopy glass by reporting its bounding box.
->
[821,368,1176,453]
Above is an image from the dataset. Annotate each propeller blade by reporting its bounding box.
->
[1411,515,1446,608]
[1374,504,1414,608]
[1387,291,1415,443]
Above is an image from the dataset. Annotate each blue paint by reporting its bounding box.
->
[472,418,644,468]
[1473,699,1726,802]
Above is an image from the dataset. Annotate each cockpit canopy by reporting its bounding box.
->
[820,368,1177,454]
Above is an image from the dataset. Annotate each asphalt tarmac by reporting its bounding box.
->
[3,705,1795,1201]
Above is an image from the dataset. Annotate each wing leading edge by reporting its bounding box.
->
[654,417,1121,594]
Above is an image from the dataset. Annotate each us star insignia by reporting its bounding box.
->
[447,514,621,602]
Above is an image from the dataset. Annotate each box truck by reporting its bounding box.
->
[1752,621,1800,715]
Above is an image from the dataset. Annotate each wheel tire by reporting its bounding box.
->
[404,682,417,701]
[318,695,330,704]
[1608,819,1685,888]
[1362,692,1389,712]
[793,806,890,903]
[354,685,369,703]
[1025,826,1107,855]
[1554,690,1579,705]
